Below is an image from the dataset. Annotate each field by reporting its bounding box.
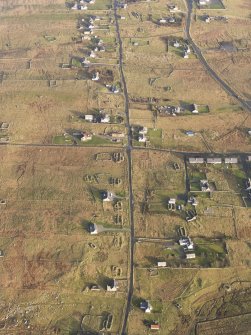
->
[0,146,129,333]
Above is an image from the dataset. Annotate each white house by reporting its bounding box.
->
[101,114,110,123]
[85,115,94,122]
[186,253,196,259]
[157,262,167,267]
[89,50,96,58]
[138,134,147,142]
[168,198,176,205]
[139,127,148,135]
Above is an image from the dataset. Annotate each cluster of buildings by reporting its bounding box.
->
[157,105,181,116]
[84,111,111,123]
[203,15,227,23]
[71,0,95,11]
[76,17,107,71]
[131,126,148,143]
[87,279,119,292]
[179,236,196,259]
[156,103,198,116]
[140,300,160,330]
[173,40,192,59]
[105,84,120,94]
[159,16,177,24]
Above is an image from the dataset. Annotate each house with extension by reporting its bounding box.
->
[140,300,153,313]
[107,279,118,292]
[191,104,199,113]
[200,180,210,192]
[89,223,98,235]
[92,72,99,81]
[102,191,116,202]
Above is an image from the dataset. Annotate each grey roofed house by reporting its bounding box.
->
[186,130,195,136]
[188,157,204,164]
[224,157,238,164]
[220,41,237,52]
[206,158,222,164]
[89,223,98,235]
[140,300,153,313]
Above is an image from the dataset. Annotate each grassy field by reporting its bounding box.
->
[0,146,128,332]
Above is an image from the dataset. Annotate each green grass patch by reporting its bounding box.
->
[53,135,73,145]
[147,128,162,147]
[194,239,228,268]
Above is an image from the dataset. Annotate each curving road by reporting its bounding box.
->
[185,0,251,112]
[113,2,135,335]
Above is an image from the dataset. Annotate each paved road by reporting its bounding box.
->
[185,0,251,112]
[1,142,251,157]
[113,2,135,335]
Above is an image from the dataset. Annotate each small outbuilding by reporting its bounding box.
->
[224,157,238,164]
[207,158,222,164]
[189,157,204,164]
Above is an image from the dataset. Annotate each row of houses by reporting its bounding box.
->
[188,157,242,164]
